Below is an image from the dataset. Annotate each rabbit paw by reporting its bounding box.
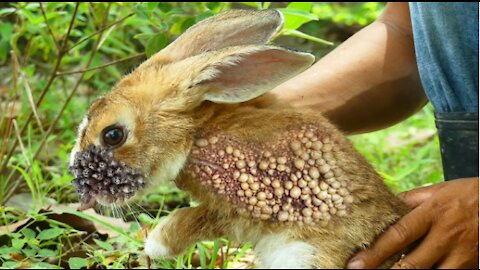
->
[144,218,172,258]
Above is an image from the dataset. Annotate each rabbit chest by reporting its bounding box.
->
[180,123,356,227]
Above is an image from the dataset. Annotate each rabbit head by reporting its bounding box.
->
[69,9,315,206]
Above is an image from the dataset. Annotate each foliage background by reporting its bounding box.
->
[0,2,441,269]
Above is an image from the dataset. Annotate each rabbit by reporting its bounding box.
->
[69,9,410,268]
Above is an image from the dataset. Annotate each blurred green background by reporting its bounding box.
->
[0,2,441,269]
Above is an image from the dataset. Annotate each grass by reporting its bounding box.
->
[0,2,442,269]
[351,104,443,192]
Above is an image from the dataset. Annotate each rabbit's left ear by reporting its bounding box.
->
[151,9,283,64]
[193,46,315,104]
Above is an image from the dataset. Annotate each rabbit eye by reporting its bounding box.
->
[101,126,126,148]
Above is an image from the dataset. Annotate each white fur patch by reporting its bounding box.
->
[69,116,89,166]
[145,217,172,258]
[150,152,188,184]
[255,233,317,269]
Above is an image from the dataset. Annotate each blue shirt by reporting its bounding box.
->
[409,3,479,113]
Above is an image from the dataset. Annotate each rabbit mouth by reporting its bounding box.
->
[69,145,146,209]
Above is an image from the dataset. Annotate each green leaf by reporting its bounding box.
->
[37,249,57,258]
[22,247,37,257]
[134,4,148,19]
[0,22,13,40]
[0,41,9,63]
[22,228,36,239]
[278,8,317,30]
[286,2,312,12]
[195,11,214,23]
[147,2,158,11]
[1,261,22,269]
[11,238,25,249]
[137,213,153,225]
[180,17,196,32]
[262,2,272,9]
[68,257,89,269]
[206,2,221,11]
[145,33,168,57]
[153,21,169,32]
[31,262,62,269]
[0,7,16,17]
[37,228,64,240]
[157,2,173,13]
[239,2,261,9]
[0,246,20,256]
[93,239,114,251]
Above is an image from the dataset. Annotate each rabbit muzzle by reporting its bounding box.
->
[69,144,146,208]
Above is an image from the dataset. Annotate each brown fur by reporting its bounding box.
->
[72,10,410,268]
[175,96,410,268]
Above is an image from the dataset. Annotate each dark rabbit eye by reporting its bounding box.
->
[102,125,126,148]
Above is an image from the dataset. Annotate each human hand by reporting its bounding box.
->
[346,177,479,269]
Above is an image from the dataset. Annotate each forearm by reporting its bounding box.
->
[271,3,427,134]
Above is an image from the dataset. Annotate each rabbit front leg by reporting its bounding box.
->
[144,205,225,259]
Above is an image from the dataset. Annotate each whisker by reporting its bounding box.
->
[126,202,142,230]
[111,204,117,219]
[133,202,154,218]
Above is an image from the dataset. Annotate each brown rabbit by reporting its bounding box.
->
[69,9,409,268]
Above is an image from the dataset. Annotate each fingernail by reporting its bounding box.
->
[346,259,364,269]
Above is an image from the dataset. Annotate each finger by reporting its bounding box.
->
[398,189,432,208]
[390,232,445,269]
[346,206,432,269]
[435,251,479,269]
[398,183,445,208]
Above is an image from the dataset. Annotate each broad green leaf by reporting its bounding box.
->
[1,261,22,269]
[11,238,25,249]
[206,2,221,11]
[147,2,158,11]
[278,8,317,31]
[134,4,148,19]
[0,41,9,62]
[287,2,312,12]
[152,21,169,32]
[145,33,168,57]
[0,7,16,17]
[93,239,114,251]
[32,262,63,269]
[180,17,196,32]
[156,3,172,13]
[0,247,21,256]
[37,228,64,240]
[240,2,262,9]
[0,23,13,39]
[137,213,153,225]
[22,247,37,257]
[68,257,89,269]
[37,249,57,257]
[195,11,214,23]
[22,228,36,239]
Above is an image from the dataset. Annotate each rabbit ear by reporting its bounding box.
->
[154,9,283,63]
[192,46,315,104]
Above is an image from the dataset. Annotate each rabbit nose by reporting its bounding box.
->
[69,144,146,207]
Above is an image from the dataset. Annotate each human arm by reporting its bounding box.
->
[271,3,427,134]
